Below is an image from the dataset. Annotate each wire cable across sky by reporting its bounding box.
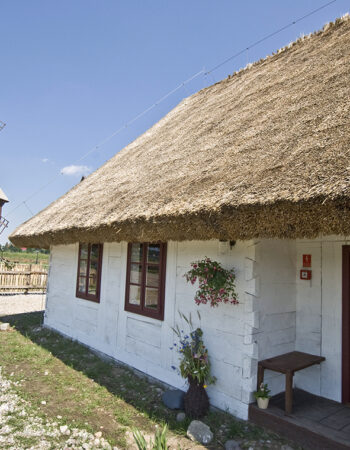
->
[7,0,338,220]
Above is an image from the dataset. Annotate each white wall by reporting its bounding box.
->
[295,236,350,402]
[254,236,346,403]
[45,240,259,419]
[45,236,348,419]
[254,240,296,396]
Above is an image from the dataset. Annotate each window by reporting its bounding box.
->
[76,243,103,302]
[125,242,167,320]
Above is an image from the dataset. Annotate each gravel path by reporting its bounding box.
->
[0,294,46,317]
[0,368,114,449]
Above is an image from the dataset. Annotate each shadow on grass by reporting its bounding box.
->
[0,311,290,449]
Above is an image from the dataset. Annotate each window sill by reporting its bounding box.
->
[124,304,163,321]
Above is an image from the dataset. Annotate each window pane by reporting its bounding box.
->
[79,259,87,276]
[131,243,143,263]
[90,260,98,273]
[80,244,88,259]
[90,244,100,261]
[147,244,160,263]
[88,274,97,295]
[130,263,142,284]
[146,265,159,287]
[78,276,86,293]
[129,285,141,306]
[145,287,158,310]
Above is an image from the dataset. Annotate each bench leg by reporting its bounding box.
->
[285,371,294,415]
[257,364,264,391]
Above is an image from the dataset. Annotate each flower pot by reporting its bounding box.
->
[184,377,209,418]
[257,397,269,409]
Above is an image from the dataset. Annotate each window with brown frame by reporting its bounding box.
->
[76,243,103,302]
[125,243,167,320]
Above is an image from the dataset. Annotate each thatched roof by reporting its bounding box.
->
[10,15,350,248]
[0,188,9,204]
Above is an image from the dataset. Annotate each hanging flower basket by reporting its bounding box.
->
[184,257,238,307]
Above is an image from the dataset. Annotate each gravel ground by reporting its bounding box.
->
[0,368,115,449]
[0,294,45,317]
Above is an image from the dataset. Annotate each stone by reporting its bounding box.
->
[281,446,293,450]
[60,425,69,434]
[225,440,242,450]
[187,420,213,445]
[162,389,185,410]
[0,323,10,331]
[176,412,186,422]
[95,431,102,438]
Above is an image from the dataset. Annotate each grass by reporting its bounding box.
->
[0,312,297,449]
[0,251,49,266]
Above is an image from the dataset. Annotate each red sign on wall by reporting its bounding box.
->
[300,269,312,280]
[303,254,312,267]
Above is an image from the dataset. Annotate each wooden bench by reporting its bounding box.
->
[257,351,325,415]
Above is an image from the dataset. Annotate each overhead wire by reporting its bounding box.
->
[205,0,337,75]
[7,0,337,220]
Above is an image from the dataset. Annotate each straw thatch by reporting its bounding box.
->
[10,15,350,248]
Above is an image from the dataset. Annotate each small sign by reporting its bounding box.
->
[300,269,312,280]
[303,254,312,267]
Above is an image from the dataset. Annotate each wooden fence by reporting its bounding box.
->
[0,263,48,293]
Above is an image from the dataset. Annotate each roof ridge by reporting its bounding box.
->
[198,12,350,93]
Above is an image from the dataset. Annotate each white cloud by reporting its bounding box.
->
[61,165,91,176]
[41,158,49,163]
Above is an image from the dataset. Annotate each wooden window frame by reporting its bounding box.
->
[125,242,167,320]
[76,243,103,303]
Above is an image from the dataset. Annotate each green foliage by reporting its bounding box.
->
[254,383,271,399]
[184,257,238,307]
[172,312,216,386]
[0,243,49,254]
[133,425,169,450]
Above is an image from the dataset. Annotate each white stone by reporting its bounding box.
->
[187,420,213,444]
[60,425,69,434]
[0,323,10,331]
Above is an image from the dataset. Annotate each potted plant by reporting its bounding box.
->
[254,383,271,409]
[171,313,216,418]
[184,257,238,307]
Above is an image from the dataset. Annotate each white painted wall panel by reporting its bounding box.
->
[295,236,350,402]
[255,240,296,395]
[45,239,257,419]
[44,235,349,419]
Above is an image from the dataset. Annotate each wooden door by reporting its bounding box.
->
[342,246,350,403]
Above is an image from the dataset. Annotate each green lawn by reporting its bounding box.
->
[0,312,297,449]
[1,251,49,266]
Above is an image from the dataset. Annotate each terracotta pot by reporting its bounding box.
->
[257,397,269,409]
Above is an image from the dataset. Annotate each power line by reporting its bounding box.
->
[205,0,337,75]
[7,70,204,217]
[8,0,337,219]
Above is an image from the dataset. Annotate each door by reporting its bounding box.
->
[342,246,350,403]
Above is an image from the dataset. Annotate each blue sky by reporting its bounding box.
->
[1,0,348,245]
